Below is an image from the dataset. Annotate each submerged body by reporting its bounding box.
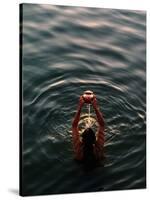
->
[72,94,105,165]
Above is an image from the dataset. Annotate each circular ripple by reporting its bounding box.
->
[22,4,146,195]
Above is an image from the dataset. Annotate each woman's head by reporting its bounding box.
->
[82,128,96,145]
[82,128,97,167]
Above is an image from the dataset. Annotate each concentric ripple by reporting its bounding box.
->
[21,4,146,196]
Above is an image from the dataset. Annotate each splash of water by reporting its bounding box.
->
[77,104,96,133]
[87,104,92,128]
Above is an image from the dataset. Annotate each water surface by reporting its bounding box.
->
[21,4,146,196]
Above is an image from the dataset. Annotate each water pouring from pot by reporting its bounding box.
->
[82,90,95,128]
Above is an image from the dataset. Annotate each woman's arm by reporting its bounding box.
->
[92,97,105,146]
[72,97,84,129]
[72,96,84,158]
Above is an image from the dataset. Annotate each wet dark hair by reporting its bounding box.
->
[82,128,96,145]
[81,128,97,167]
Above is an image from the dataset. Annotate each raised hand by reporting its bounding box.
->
[72,96,84,127]
[91,95,99,109]
[91,96,104,130]
[79,96,85,107]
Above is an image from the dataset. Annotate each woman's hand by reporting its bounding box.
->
[91,95,99,109]
[79,96,84,107]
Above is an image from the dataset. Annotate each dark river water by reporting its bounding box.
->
[20,4,146,196]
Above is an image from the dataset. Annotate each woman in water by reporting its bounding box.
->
[72,94,105,166]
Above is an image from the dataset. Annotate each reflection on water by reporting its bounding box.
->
[21,4,146,196]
